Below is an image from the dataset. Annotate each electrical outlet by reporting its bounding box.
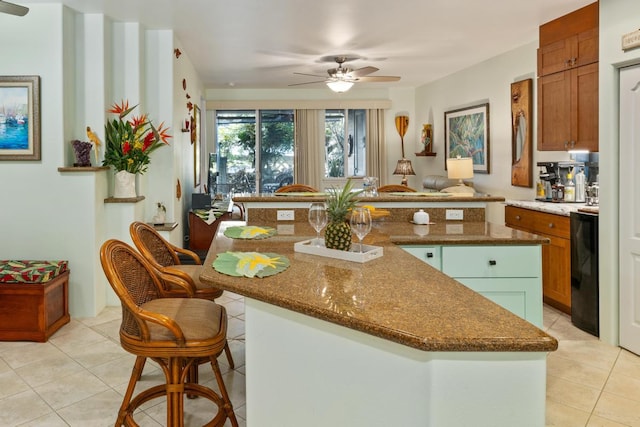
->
[277,210,295,221]
[445,209,464,220]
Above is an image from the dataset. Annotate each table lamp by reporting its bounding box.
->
[393,115,415,186]
[444,156,474,194]
[393,159,416,186]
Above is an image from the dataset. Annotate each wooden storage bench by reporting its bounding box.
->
[0,260,71,342]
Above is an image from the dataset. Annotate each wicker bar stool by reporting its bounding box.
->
[100,239,239,427]
[129,221,234,370]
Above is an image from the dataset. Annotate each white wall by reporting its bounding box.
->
[0,5,194,316]
[173,37,205,246]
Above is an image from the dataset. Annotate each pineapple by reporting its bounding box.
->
[324,179,361,250]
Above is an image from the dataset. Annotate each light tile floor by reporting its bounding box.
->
[1,295,639,426]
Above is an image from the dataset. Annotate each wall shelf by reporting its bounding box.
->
[58,166,110,172]
[104,196,145,204]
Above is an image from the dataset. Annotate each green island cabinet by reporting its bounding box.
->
[400,245,543,327]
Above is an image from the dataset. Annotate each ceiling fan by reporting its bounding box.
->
[290,56,400,92]
[0,0,29,16]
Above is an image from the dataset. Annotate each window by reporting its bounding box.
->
[325,109,367,178]
[211,110,294,194]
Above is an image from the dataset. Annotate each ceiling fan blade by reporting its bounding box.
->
[288,80,328,87]
[293,72,329,79]
[356,76,401,82]
[349,66,379,78]
[0,0,29,16]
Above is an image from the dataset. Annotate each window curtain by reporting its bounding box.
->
[366,109,386,184]
[294,109,324,190]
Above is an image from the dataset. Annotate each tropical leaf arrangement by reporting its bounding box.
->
[223,225,277,240]
[213,252,289,278]
[102,100,171,174]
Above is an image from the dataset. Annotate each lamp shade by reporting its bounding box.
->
[446,157,474,180]
[326,80,354,93]
[393,159,416,176]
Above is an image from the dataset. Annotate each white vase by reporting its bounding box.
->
[113,170,137,198]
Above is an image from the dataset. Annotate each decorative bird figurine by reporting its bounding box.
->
[86,126,101,163]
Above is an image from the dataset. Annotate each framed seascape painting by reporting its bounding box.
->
[444,103,490,173]
[0,75,41,161]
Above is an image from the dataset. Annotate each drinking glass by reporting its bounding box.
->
[350,207,372,253]
[308,202,328,246]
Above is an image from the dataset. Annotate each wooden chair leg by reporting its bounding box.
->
[167,357,186,427]
[116,356,146,426]
[211,357,239,427]
[224,340,235,369]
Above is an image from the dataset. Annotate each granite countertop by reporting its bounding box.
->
[199,220,557,353]
[234,193,506,203]
[505,199,599,216]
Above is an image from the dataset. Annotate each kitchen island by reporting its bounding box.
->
[200,220,556,427]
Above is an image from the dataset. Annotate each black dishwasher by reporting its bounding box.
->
[570,211,599,336]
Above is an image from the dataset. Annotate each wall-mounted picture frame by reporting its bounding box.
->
[0,75,41,161]
[510,79,533,187]
[444,103,490,174]
[192,104,201,187]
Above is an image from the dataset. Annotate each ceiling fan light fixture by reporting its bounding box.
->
[326,80,354,93]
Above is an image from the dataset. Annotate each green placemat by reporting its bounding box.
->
[213,251,290,278]
[223,225,277,239]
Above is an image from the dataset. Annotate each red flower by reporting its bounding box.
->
[130,114,147,130]
[155,122,171,144]
[107,100,136,119]
[142,133,154,151]
[122,141,131,154]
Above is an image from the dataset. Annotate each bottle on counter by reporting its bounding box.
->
[564,172,576,202]
[536,180,546,199]
[575,168,586,203]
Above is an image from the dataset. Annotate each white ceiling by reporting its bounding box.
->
[15,0,594,90]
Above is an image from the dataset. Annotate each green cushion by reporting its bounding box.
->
[0,260,68,284]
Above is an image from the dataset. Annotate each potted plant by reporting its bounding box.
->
[102,100,171,197]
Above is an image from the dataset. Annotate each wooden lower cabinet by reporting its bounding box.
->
[505,205,571,314]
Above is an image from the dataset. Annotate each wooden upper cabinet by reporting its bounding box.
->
[537,1,599,152]
[538,28,598,76]
[538,62,598,151]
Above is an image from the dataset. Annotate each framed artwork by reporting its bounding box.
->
[510,79,533,187]
[444,103,490,173]
[192,105,201,187]
[0,75,41,161]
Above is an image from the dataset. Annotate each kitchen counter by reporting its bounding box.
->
[505,199,599,216]
[199,220,555,426]
[200,220,553,352]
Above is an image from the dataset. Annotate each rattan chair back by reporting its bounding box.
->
[275,184,318,193]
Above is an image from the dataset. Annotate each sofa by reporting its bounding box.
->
[422,175,474,192]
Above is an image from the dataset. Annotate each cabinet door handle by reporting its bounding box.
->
[548,223,555,228]
[565,59,572,67]
[489,260,497,266]
[426,252,434,258]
